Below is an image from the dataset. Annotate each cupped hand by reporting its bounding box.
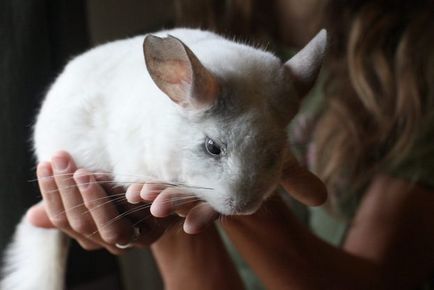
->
[27,151,175,254]
[28,150,327,250]
[280,153,327,206]
[134,153,327,234]
[125,182,219,235]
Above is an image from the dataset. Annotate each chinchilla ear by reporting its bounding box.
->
[284,29,327,98]
[143,34,220,110]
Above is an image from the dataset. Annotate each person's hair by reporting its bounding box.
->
[314,0,434,209]
[172,0,434,211]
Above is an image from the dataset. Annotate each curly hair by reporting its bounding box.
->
[314,0,434,209]
[172,0,434,211]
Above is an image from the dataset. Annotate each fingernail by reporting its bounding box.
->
[126,192,141,204]
[75,173,90,190]
[126,184,142,204]
[52,156,69,171]
[38,163,52,178]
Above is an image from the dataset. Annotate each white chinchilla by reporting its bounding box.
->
[1,28,326,290]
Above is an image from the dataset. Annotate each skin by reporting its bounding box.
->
[151,223,245,290]
[222,176,434,290]
[27,151,326,240]
[27,150,326,288]
[28,151,434,289]
[28,151,175,254]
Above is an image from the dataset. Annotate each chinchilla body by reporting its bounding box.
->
[1,28,326,290]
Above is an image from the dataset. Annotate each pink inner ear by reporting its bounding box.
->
[144,34,220,110]
[153,59,192,85]
[147,57,194,105]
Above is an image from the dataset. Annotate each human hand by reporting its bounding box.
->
[125,182,219,235]
[280,153,327,206]
[27,151,175,254]
[130,153,327,234]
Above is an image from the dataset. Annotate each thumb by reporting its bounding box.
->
[281,156,327,206]
[26,201,56,228]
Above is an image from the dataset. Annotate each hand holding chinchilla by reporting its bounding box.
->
[1,28,326,290]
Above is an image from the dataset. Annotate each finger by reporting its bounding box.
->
[144,183,199,217]
[75,230,124,255]
[133,215,180,247]
[150,188,197,218]
[70,229,123,254]
[40,212,102,251]
[37,161,70,230]
[73,234,104,251]
[174,204,196,218]
[125,183,144,204]
[26,201,55,228]
[281,158,327,206]
[51,152,98,236]
[94,173,125,195]
[26,203,115,252]
[184,203,219,234]
[37,159,124,253]
[140,182,169,201]
[76,169,133,245]
[37,161,105,249]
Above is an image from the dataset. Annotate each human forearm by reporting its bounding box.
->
[151,224,245,290]
[222,196,380,290]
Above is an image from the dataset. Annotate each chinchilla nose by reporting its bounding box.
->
[227,181,264,214]
[227,171,278,214]
[227,195,262,215]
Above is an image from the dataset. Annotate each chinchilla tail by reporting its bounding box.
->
[0,217,69,290]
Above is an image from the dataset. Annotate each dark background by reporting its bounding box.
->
[0,1,174,289]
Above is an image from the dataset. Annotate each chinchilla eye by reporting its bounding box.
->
[205,137,222,156]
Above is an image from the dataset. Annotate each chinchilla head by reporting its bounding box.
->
[143,30,327,215]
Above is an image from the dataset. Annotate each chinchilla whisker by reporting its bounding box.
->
[87,204,152,238]
[132,215,153,227]
[163,196,199,206]
[87,196,202,238]
[79,193,198,218]
[30,175,214,191]
[40,181,118,195]
[122,189,195,197]
[169,219,186,234]
[54,193,127,218]
[133,196,198,207]
[132,207,195,229]
[109,181,214,191]
[152,197,201,209]
[34,172,158,180]
[173,198,200,206]
[40,180,176,195]
[217,215,229,225]
[81,195,131,215]
[176,184,215,190]
[117,197,199,222]
[28,172,151,183]
[28,173,74,182]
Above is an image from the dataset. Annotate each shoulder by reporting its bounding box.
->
[344,174,434,287]
[355,174,434,221]
[384,110,434,189]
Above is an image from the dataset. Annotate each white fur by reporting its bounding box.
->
[1,28,326,290]
[1,219,68,290]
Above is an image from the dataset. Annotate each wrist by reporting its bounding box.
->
[151,224,244,290]
[221,196,320,289]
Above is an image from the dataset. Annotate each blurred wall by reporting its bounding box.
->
[86,0,175,45]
